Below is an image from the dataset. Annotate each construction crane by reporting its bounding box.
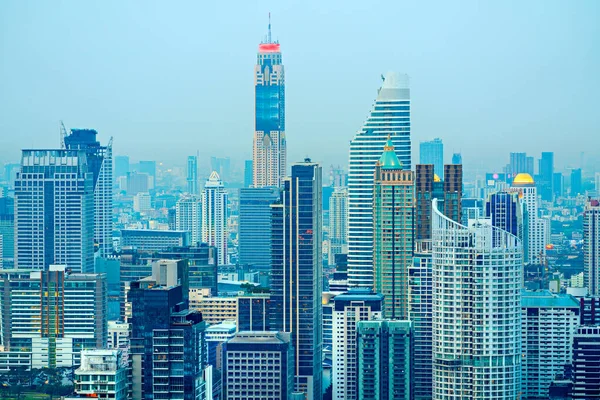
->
[60,120,68,149]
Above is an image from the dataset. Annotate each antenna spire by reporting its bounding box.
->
[268,12,272,43]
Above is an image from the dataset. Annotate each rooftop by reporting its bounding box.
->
[228,331,290,345]
[521,289,580,308]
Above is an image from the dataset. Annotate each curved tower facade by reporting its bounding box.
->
[252,20,285,188]
[348,72,411,287]
[432,199,522,399]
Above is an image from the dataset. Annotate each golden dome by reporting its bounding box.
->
[434,174,441,182]
[512,173,535,186]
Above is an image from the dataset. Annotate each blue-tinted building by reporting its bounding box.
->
[244,160,253,188]
[539,152,554,201]
[158,244,218,296]
[270,160,322,399]
[238,187,280,271]
[486,191,522,244]
[420,138,444,179]
[0,197,14,267]
[114,155,129,178]
[571,168,583,196]
[237,295,270,331]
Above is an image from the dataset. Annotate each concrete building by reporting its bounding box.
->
[202,171,228,265]
[175,196,203,247]
[223,331,294,400]
[120,229,189,252]
[69,349,128,400]
[133,192,151,213]
[107,320,129,350]
[584,199,600,296]
[332,290,384,400]
[356,320,412,400]
[328,187,348,265]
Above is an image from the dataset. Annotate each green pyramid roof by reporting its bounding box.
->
[378,138,403,170]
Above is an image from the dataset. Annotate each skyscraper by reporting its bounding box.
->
[584,199,600,296]
[157,244,218,296]
[348,72,411,288]
[270,160,322,399]
[244,159,253,188]
[553,172,564,198]
[15,149,94,272]
[252,18,285,188]
[64,128,113,257]
[539,152,554,201]
[328,187,348,265]
[570,326,600,398]
[451,152,462,165]
[176,195,202,246]
[202,171,228,265]
[0,197,14,267]
[187,155,198,195]
[420,138,443,179]
[432,199,522,399]
[238,187,279,270]
[571,168,583,196]
[509,152,533,176]
[485,191,522,240]
[373,139,413,319]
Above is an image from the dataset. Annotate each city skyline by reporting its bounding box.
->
[1,2,599,172]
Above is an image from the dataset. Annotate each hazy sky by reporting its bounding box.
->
[1,1,599,175]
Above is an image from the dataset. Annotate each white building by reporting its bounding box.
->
[202,171,228,265]
[108,321,129,350]
[332,290,384,400]
[133,192,151,213]
[328,187,348,265]
[68,349,128,400]
[347,72,411,288]
[176,195,202,246]
[521,290,580,398]
[432,199,522,399]
[584,198,600,296]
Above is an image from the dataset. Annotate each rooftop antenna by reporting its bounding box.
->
[268,12,272,43]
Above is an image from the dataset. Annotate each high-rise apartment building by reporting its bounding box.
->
[356,320,412,400]
[570,326,600,398]
[332,290,384,400]
[584,199,600,296]
[348,72,411,288]
[15,149,94,272]
[410,240,433,400]
[0,265,106,368]
[202,171,228,265]
[432,199,522,399]
[176,195,202,246]
[420,138,443,179]
[270,161,322,399]
[223,331,294,400]
[238,187,279,270]
[373,139,413,318]
[64,129,113,257]
[252,20,285,188]
[328,186,348,265]
[187,155,198,195]
[521,290,580,399]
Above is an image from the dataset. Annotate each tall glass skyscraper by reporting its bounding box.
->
[348,72,411,288]
[270,160,322,400]
[187,155,198,195]
[252,19,285,188]
[432,199,522,399]
[420,138,444,179]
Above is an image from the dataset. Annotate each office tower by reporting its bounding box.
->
[356,320,412,400]
[187,155,198,195]
[120,229,189,252]
[510,173,547,264]
[223,331,294,400]
[510,152,532,176]
[252,20,285,189]
[176,195,202,246]
[432,199,522,399]
[205,320,236,368]
[114,155,129,178]
[0,197,14,267]
[539,152,554,201]
[244,160,253,188]
[332,290,384,400]
[237,295,271,331]
[570,326,600,398]
[108,320,129,349]
[64,129,114,258]
[270,160,322,399]
[238,187,279,270]
[0,265,106,368]
[129,278,206,400]
[15,149,94,272]
[485,191,522,239]
[373,139,413,318]
[584,199,600,296]
[328,187,348,265]
[348,72,411,288]
[420,138,443,179]
[158,244,218,296]
[410,240,433,400]
[119,248,152,321]
[126,171,150,195]
[553,172,564,198]
[133,192,151,213]
[95,256,121,320]
[451,152,462,165]
[138,160,156,180]
[521,290,580,398]
[70,349,128,400]
[571,168,583,196]
[415,164,463,241]
[202,171,228,265]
